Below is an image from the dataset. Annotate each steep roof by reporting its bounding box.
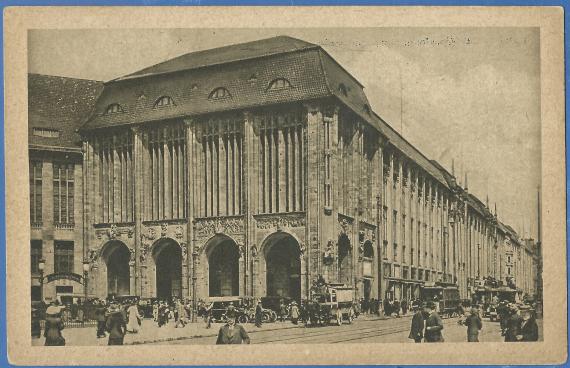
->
[82,35,448,187]
[115,36,319,81]
[29,73,103,151]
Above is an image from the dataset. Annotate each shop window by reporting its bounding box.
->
[31,240,42,274]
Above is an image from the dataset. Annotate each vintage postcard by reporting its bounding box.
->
[4,6,566,366]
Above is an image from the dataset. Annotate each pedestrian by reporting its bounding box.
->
[516,307,539,342]
[393,299,401,318]
[152,302,159,322]
[424,302,444,342]
[504,304,521,342]
[401,299,408,315]
[205,301,213,329]
[408,305,425,343]
[384,298,391,317]
[216,311,250,344]
[290,301,300,325]
[497,301,509,335]
[126,301,142,333]
[77,299,85,326]
[175,299,187,328]
[255,299,263,328]
[460,306,482,342]
[279,300,287,322]
[95,300,107,338]
[106,302,127,345]
[44,302,65,346]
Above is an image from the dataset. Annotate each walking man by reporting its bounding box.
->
[106,303,127,345]
[216,311,250,344]
[408,304,425,343]
[255,299,263,328]
[516,306,539,342]
[424,302,444,342]
[460,306,483,342]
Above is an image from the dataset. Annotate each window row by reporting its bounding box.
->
[104,79,293,114]
[30,240,75,274]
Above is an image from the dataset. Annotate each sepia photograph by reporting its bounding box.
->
[4,6,566,366]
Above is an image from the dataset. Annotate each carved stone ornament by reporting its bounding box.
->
[299,242,306,255]
[255,214,306,230]
[338,215,353,236]
[142,227,157,242]
[180,242,188,261]
[323,240,335,265]
[129,248,136,262]
[139,243,150,263]
[108,224,119,239]
[238,244,245,258]
[175,226,184,239]
[251,245,259,259]
[88,248,100,263]
[195,217,244,239]
[161,223,168,238]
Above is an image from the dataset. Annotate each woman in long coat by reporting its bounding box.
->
[126,302,142,333]
[255,300,263,328]
[44,305,65,346]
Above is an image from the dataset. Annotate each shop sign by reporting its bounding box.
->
[45,273,83,284]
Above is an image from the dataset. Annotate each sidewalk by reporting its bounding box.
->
[32,318,301,346]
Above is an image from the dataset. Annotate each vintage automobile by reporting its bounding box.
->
[208,296,252,324]
[307,283,356,326]
[420,282,461,318]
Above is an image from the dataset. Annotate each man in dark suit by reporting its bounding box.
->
[408,305,425,343]
[216,311,250,344]
[105,303,127,345]
[517,307,539,342]
[94,300,107,338]
[504,304,522,342]
[461,306,483,342]
[424,302,444,342]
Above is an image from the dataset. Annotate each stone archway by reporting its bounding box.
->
[100,240,131,298]
[206,235,240,297]
[152,238,182,300]
[262,232,301,301]
[338,233,352,286]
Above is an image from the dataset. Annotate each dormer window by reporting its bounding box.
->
[154,96,174,108]
[338,83,348,96]
[105,103,124,114]
[363,104,371,115]
[209,87,231,100]
[268,78,292,91]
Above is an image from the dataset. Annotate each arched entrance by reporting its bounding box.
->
[264,233,301,301]
[101,241,131,297]
[338,234,352,285]
[152,238,182,299]
[207,236,240,297]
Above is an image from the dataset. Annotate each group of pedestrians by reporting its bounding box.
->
[502,303,539,342]
[152,298,192,328]
[408,302,446,343]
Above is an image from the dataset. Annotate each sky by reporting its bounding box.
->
[28,28,541,239]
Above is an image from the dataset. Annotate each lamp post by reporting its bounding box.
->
[82,260,90,301]
[191,248,198,323]
[38,258,46,302]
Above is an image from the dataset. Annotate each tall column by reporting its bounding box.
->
[243,112,256,297]
[132,127,143,296]
[184,119,195,301]
[305,103,322,290]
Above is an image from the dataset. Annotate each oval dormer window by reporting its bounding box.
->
[154,96,174,108]
[338,83,348,96]
[363,104,371,115]
[268,78,292,91]
[209,87,231,100]
[105,103,124,114]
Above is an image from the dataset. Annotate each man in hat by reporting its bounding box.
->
[424,302,444,342]
[94,300,108,338]
[216,310,250,344]
[460,306,483,342]
[254,299,263,328]
[516,306,539,342]
[105,302,127,345]
[44,301,65,346]
[504,304,522,342]
[408,304,425,343]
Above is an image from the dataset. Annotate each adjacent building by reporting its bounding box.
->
[29,36,539,305]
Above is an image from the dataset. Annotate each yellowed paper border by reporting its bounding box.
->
[4,6,566,365]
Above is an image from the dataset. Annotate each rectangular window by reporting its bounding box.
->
[392,210,398,244]
[53,163,74,224]
[54,241,74,273]
[32,128,60,138]
[29,161,42,224]
[31,240,42,274]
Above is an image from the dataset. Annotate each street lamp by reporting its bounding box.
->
[38,258,46,302]
[82,259,90,301]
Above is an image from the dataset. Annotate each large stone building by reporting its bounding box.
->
[28,73,103,302]
[30,36,539,305]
